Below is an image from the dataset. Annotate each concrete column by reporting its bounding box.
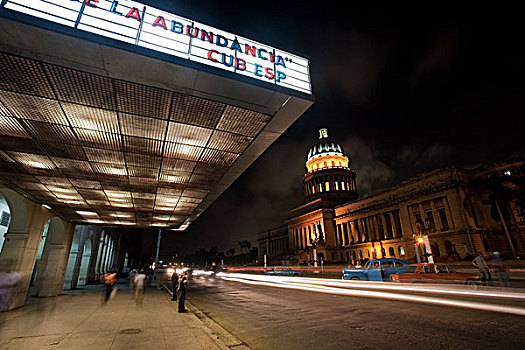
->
[100,235,109,273]
[443,194,456,229]
[430,200,442,231]
[389,212,397,237]
[95,232,104,275]
[32,219,75,297]
[70,227,86,290]
[0,189,51,309]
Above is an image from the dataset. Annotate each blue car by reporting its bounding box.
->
[342,258,408,281]
[264,266,302,277]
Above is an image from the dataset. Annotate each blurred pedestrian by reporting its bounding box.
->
[170,271,178,301]
[491,252,510,288]
[129,269,137,298]
[134,269,146,306]
[472,252,493,286]
[101,268,117,304]
[0,269,22,312]
[177,271,188,313]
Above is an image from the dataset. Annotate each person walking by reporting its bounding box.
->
[129,269,137,298]
[101,268,117,304]
[491,252,510,288]
[133,269,146,306]
[472,252,493,286]
[177,271,188,313]
[170,271,178,302]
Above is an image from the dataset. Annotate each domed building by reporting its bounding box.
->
[258,127,525,267]
[303,128,358,203]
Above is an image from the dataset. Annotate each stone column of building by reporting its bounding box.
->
[388,212,397,237]
[100,234,109,274]
[86,228,102,284]
[0,188,52,309]
[70,226,88,290]
[95,232,105,275]
[430,200,443,231]
[32,218,76,297]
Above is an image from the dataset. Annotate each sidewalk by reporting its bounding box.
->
[0,281,231,349]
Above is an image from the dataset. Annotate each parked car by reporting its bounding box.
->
[264,266,302,277]
[390,263,480,287]
[342,258,408,281]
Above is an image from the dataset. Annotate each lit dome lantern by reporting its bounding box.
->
[306,128,349,173]
[303,128,358,203]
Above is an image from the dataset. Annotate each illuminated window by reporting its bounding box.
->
[341,182,345,190]
[325,182,330,191]
[335,182,339,190]
[323,161,327,168]
[398,246,405,256]
[331,161,335,167]
[319,184,323,192]
[338,161,342,166]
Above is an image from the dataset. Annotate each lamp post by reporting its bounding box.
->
[415,218,434,263]
[312,238,319,268]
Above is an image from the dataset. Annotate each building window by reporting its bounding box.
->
[335,181,339,190]
[0,211,10,227]
[341,182,345,190]
[331,161,336,167]
[425,211,436,231]
[470,206,482,228]
[389,246,395,257]
[438,208,449,230]
[325,182,330,191]
[398,246,405,256]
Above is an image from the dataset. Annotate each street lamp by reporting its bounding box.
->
[415,217,434,263]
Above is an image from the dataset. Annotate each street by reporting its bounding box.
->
[187,274,525,350]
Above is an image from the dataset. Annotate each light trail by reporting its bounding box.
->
[216,273,525,300]
[217,273,525,316]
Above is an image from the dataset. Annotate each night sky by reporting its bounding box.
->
[139,1,525,256]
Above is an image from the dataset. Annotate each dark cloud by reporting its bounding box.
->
[149,1,525,255]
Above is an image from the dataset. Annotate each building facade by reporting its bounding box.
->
[258,128,525,265]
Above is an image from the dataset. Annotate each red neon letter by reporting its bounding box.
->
[153,16,167,30]
[207,50,219,63]
[236,58,246,71]
[244,44,256,57]
[264,67,275,80]
[125,7,141,21]
[85,0,99,8]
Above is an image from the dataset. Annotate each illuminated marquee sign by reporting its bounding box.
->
[2,0,312,94]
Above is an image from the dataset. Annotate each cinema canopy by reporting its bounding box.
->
[0,0,313,229]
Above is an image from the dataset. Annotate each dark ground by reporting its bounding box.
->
[187,276,525,350]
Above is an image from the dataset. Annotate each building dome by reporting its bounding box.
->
[303,128,357,203]
[307,128,346,163]
[306,128,349,173]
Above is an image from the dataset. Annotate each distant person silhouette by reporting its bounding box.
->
[177,271,188,313]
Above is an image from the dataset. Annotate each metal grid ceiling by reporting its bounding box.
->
[0,53,272,228]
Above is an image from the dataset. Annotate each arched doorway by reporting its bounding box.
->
[78,238,91,286]
[63,231,79,289]
[0,194,11,254]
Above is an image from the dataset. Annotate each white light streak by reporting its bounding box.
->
[218,273,525,316]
